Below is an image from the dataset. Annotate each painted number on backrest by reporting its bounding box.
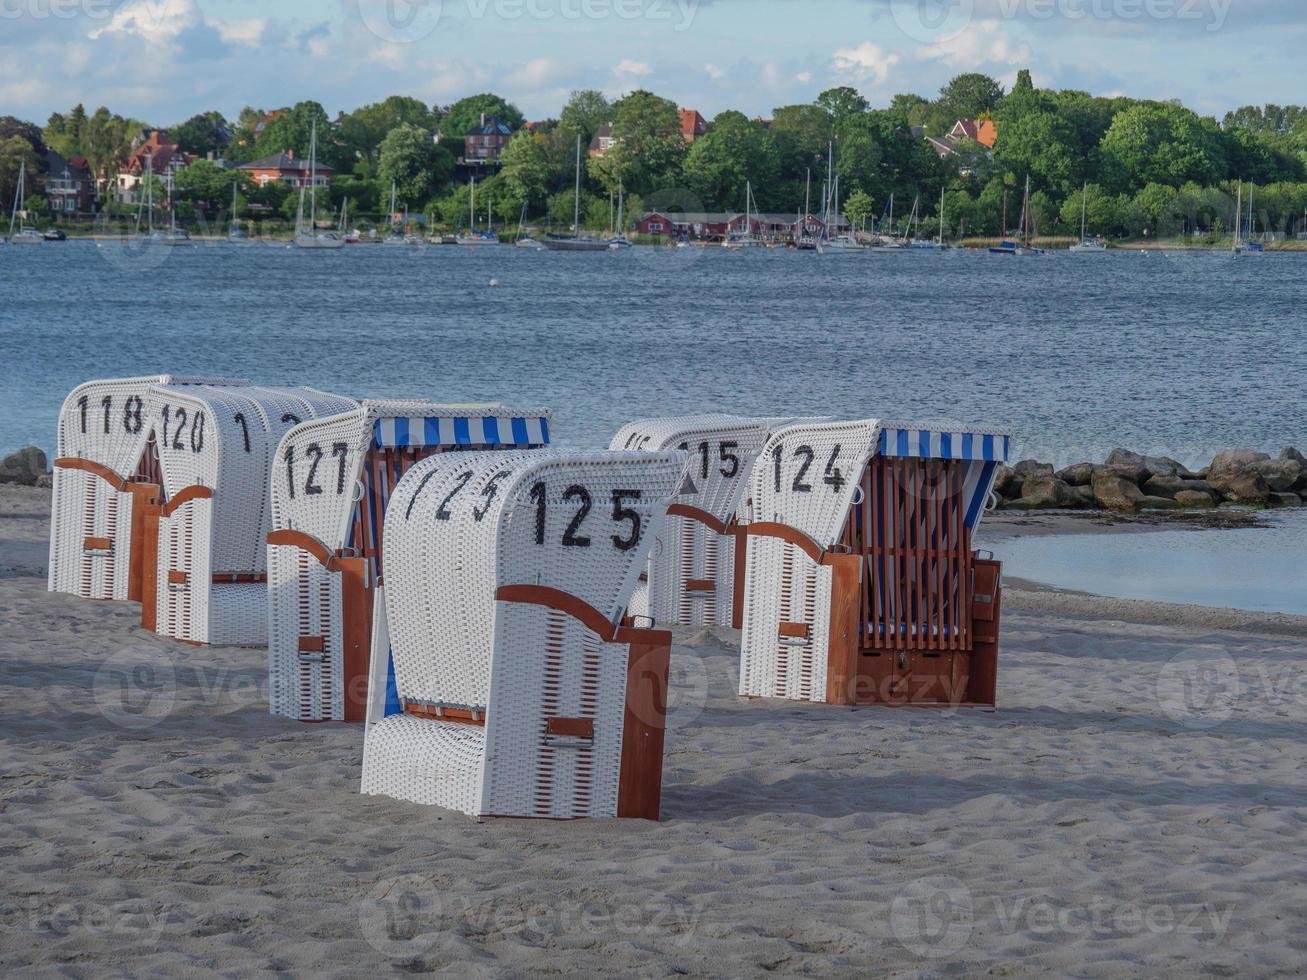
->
[159,405,206,454]
[677,440,741,481]
[75,393,144,438]
[283,441,350,499]
[771,442,843,495]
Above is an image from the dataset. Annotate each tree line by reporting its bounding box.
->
[4,71,1307,238]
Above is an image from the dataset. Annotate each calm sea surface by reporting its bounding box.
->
[2,240,1304,461]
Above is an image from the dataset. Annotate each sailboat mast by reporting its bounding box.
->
[1248,182,1254,241]
[146,156,154,235]
[573,134,581,238]
[939,186,945,246]
[1080,182,1088,240]
[1234,183,1242,249]
[8,159,21,237]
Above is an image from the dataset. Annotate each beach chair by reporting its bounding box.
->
[142,382,356,646]
[738,419,1011,707]
[610,415,779,629]
[361,448,687,820]
[266,402,552,723]
[48,375,247,603]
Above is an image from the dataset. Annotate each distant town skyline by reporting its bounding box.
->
[2,0,1303,124]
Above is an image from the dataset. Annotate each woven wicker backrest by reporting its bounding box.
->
[610,414,773,524]
[749,420,883,547]
[55,375,246,477]
[384,449,687,710]
[150,384,355,573]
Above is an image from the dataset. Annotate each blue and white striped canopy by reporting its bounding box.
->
[879,426,1011,463]
[373,414,550,449]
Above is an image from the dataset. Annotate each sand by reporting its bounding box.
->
[2,484,1306,977]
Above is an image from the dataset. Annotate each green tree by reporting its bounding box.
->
[770,104,832,183]
[1058,183,1118,235]
[440,94,524,139]
[559,90,612,149]
[842,189,875,229]
[253,102,340,167]
[682,111,779,210]
[174,159,249,211]
[378,123,453,206]
[339,96,438,166]
[1099,104,1227,193]
[499,131,556,213]
[589,90,686,196]
[0,135,43,210]
[816,86,869,137]
[936,73,1005,122]
[171,111,231,157]
[993,111,1079,194]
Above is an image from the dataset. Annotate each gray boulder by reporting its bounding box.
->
[1056,462,1096,486]
[1011,459,1054,480]
[1013,476,1084,510]
[1141,495,1184,510]
[1105,448,1194,478]
[1252,458,1304,492]
[1103,462,1149,486]
[1143,475,1215,499]
[0,446,48,486]
[1206,468,1270,505]
[1268,492,1302,508]
[1092,471,1146,512]
[1280,447,1306,465]
[1210,449,1271,471]
[1174,489,1218,508]
[992,464,1022,498]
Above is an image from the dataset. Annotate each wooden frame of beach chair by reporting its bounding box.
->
[266,402,553,723]
[140,383,356,647]
[361,448,688,820]
[738,419,1011,707]
[48,375,246,603]
[610,415,775,629]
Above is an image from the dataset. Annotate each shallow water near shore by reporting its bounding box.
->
[1,240,1304,464]
[991,507,1307,614]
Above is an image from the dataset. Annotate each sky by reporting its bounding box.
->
[1,0,1303,126]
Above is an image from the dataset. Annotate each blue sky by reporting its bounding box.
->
[1,0,1302,126]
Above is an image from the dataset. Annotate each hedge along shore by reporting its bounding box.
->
[4,443,1305,513]
[995,447,1307,512]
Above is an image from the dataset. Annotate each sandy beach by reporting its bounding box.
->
[2,483,1305,976]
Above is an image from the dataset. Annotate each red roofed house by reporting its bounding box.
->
[237,151,333,189]
[950,118,999,148]
[115,130,193,203]
[679,108,707,142]
[588,123,618,159]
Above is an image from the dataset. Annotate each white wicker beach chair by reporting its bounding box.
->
[48,375,245,602]
[610,415,780,629]
[266,401,553,723]
[144,383,356,646]
[361,448,688,820]
[738,419,1011,707]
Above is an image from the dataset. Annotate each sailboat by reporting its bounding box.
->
[904,192,947,250]
[607,182,632,248]
[990,176,1047,256]
[6,160,43,244]
[544,135,609,251]
[1234,181,1264,256]
[227,182,247,242]
[867,193,904,250]
[818,155,867,254]
[723,180,762,249]
[382,182,406,245]
[1069,183,1107,252]
[294,121,343,249]
[455,177,500,246]
[792,169,819,250]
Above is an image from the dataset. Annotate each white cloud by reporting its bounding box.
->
[705,63,726,80]
[213,18,268,48]
[918,19,1031,68]
[831,41,901,86]
[615,58,652,77]
[795,70,812,83]
[89,0,202,42]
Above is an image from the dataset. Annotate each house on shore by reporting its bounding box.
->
[236,151,333,189]
[463,114,514,166]
[115,130,193,204]
[637,210,839,242]
[920,118,1000,160]
[45,149,96,214]
[589,107,708,160]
